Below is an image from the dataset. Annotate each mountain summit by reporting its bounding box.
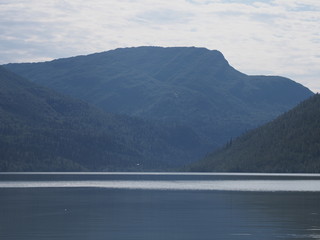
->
[4,46,313,149]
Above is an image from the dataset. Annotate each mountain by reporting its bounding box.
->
[4,46,313,149]
[0,66,204,171]
[188,94,320,173]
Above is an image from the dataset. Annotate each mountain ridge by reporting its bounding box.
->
[4,46,313,150]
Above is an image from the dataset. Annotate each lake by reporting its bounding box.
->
[1,172,320,240]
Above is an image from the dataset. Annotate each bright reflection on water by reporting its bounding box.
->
[1,172,320,240]
[1,179,320,192]
[1,172,320,192]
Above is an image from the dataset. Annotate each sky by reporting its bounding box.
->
[0,0,319,92]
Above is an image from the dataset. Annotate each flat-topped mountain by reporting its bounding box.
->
[0,66,204,171]
[189,94,320,173]
[4,46,313,149]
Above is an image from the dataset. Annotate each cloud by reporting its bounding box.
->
[0,0,319,91]
[133,9,193,25]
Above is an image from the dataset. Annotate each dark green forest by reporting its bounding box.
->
[0,66,205,171]
[4,46,313,150]
[188,94,320,173]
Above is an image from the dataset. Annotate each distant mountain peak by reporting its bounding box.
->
[105,46,227,64]
[3,46,313,155]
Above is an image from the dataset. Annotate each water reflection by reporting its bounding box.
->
[0,173,320,240]
[1,179,320,192]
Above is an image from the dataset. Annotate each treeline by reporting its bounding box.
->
[188,94,320,173]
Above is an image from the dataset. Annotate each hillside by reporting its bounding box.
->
[4,46,313,149]
[0,66,204,171]
[188,94,320,173]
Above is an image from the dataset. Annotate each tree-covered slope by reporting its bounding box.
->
[188,94,320,173]
[4,46,313,148]
[0,66,204,171]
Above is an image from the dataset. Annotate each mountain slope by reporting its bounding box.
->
[4,46,313,148]
[188,94,320,173]
[0,66,204,171]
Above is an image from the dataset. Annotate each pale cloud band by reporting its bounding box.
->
[0,0,319,92]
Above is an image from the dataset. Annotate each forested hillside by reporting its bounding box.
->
[188,94,320,173]
[0,66,205,171]
[4,46,313,149]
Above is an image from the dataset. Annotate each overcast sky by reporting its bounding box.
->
[1,0,319,92]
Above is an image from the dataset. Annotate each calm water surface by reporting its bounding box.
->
[1,172,320,240]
